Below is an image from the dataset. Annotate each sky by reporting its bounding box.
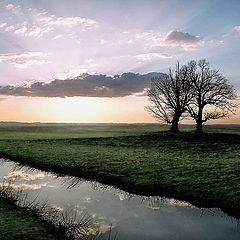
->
[0,0,239,123]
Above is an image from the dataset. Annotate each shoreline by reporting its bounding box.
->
[0,197,68,240]
[0,126,240,222]
[1,154,239,219]
[0,131,239,219]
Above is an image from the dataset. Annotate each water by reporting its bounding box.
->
[0,158,239,240]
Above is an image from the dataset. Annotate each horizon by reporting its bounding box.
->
[0,0,239,123]
[0,120,240,126]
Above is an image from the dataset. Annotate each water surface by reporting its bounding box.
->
[0,158,239,239]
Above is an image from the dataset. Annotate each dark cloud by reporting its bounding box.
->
[0,72,165,98]
[166,30,202,44]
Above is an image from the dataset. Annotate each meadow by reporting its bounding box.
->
[0,124,240,208]
[0,123,239,239]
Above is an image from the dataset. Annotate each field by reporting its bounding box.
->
[0,123,239,238]
[0,198,67,240]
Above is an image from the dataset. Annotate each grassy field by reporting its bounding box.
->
[0,123,239,222]
[0,123,171,139]
[0,198,68,240]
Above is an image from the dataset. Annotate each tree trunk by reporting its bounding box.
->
[196,107,203,134]
[196,120,203,134]
[170,113,180,133]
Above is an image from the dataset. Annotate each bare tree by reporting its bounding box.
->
[146,63,193,133]
[187,59,237,134]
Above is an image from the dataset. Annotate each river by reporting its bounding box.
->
[0,158,239,240]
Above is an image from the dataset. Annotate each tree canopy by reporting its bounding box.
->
[146,63,193,133]
[146,59,237,133]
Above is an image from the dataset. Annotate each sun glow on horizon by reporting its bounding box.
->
[0,1,239,123]
[0,96,157,123]
[0,95,239,124]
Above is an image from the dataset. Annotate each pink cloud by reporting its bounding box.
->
[26,26,54,38]
[5,25,15,32]
[36,11,49,16]
[47,17,98,27]
[135,53,172,62]
[0,52,50,68]
[0,23,7,28]
[5,4,15,10]
[0,52,48,62]
[38,12,98,29]
[5,3,21,15]
[12,59,51,68]
[14,26,28,34]
[52,34,63,40]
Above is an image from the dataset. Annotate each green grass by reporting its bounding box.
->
[0,123,169,139]
[0,123,239,220]
[0,198,68,240]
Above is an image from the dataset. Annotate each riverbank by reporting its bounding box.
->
[0,198,68,240]
[0,124,239,219]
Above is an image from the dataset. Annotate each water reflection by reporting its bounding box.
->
[4,170,46,181]
[0,158,239,240]
[0,181,49,190]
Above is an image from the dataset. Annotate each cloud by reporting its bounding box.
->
[164,30,204,50]
[12,59,51,68]
[5,4,15,10]
[54,66,89,80]
[208,39,224,46]
[0,72,165,98]
[38,11,98,29]
[1,13,54,38]
[36,11,49,16]
[44,16,98,27]
[163,30,204,50]
[5,25,15,32]
[25,26,54,38]
[0,52,47,62]
[0,51,49,68]
[11,24,54,38]
[0,23,7,28]
[5,3,21,15]
[52,34,63,40]
[130,30,204,51]
[135,53,172,61]
[166,30,202,44]
[222,26,240,39]
[14,26,28,34]
[233,25,240,34]
[2,6,98,40]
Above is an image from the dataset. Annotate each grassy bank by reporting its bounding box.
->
[0,198,68,240]
[0,123,239,219]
